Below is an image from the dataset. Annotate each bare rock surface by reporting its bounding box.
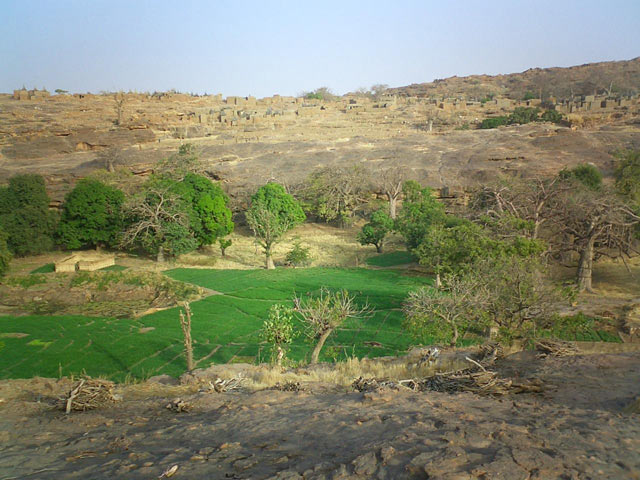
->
[0,352,639,479]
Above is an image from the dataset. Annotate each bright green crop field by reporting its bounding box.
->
[0,268,433,381]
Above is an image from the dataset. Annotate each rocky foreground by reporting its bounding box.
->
[0,351,639,479]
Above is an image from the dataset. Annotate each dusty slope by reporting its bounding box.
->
[0,351,639,479]
[388,57,640,99]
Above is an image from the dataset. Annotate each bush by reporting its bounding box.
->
[260,304,297,366]
[559,164,603,190]
[479,116,509,129]
[540,109,563,124]
[285,240,312,267]
[509,107,540,125]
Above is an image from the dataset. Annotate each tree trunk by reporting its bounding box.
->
[375,243,383,253]
[265,251,275,270]
[577,237,595,292]
[156,246,165,263]
[450,322,458,347]
[276,345,284,367]
[310,329,333,364]
[388,195,397,219]
[435,272,442,289]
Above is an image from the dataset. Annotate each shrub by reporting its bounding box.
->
[559,164,603,190]
[260,304,297,366]
[508,107,540,125]
[479,116,509,129]
[540,109,563,123]
[285,240,312,267]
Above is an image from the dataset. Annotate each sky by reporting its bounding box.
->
[1,0,639,97]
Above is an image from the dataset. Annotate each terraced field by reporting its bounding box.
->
[0,268,433,381]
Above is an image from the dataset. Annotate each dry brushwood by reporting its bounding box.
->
[61,378,117,413]
[352,376,405,393]
[199,377,244,393]
[166,398,192,413]
[475,342,504,365]
[271,381,303,392]
[535,339,579,358]
[353,357,542,396]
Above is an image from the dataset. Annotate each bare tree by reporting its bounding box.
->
[179,302,194,372]
[378,166,406,219]
[113,91,126,126]
[301,164,371,225]
[471,175,566,239]
[96,146,126,173]
[404,273,482,346]
[294,288,372,364]
[551,186,639,292]
[120,183,192,262]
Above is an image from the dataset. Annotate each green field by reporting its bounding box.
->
[0,268,433,381]
[366,251,417,267]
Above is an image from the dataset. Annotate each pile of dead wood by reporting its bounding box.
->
[410,368,542,395]
[535,339,579,358]
[61,378,118,413]
[199,377,244,393]
[166,398,192,413]
[271,381,304,392]
[353,352,542,396]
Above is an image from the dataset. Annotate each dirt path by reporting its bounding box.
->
[0,351,639,479]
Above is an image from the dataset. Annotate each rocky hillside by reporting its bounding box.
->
[388,57,640,100]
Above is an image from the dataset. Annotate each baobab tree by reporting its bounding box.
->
[378,166,406,219]
[552,184,639,292]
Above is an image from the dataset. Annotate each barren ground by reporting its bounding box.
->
[0,349,639,480]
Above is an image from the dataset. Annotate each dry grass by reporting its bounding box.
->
[167,223,405,271]
[209,355,469,391]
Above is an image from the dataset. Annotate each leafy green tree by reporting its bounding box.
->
[523,91,537,101]
[415,218,545,287]
[559,164,602,190]
[0,174,57,256]
[57,179,124,250]
[178,173,234,247]
[0,228,11,277]
[357,209,394,253]
[395,181,446,248]
[246,183,305,269]
[260,304,297,366]
[219,238,232,256]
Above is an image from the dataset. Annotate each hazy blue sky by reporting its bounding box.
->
[1,0,639,97]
